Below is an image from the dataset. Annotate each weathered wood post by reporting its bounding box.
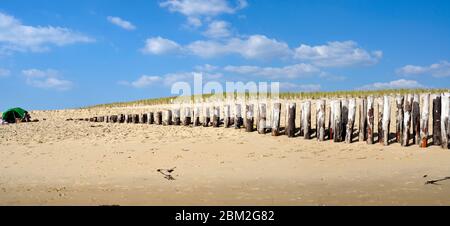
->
[359,98,367,142]
[183,107,192,126]
[141,113,148,124]
[234,103,243,129]
[286,103,296,137]
[224,105,231,128]
[163,110,172,126]
[367,96,374,144]
[341,99,349,141]
[381,96,391,146]
[173,108,181,126]
[402,95,412,147]
[346,99,356,144]
[433,95,442,146]
[257,103,267,134]
[203,107,211,127]
[377,98,383,144]
[156,111,163,125]
[329,101,335,141]
[106,116,110,123]
[271,103,281,136]
[193,106,201,127]
[148,112,154,124]
[302,101,311,139]
[128,114,133,123]
[420,94,430,148]
[245,104,254,132]
[441,93,450,149]
[332,100,342,142]
[212,106,220,127]
[316,100,326,141]
[118,114,124,123]
[133,114,139,124]
[396,96,404,143]
[412,94,421,145]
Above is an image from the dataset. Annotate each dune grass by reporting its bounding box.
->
[85,88,449,109]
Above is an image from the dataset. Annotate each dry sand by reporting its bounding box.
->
[1,107,450,206]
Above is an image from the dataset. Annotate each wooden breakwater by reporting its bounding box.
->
[81,93,450,149]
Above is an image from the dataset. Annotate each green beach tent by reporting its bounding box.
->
[2,108,28,123]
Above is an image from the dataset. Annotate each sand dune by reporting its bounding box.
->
[1,106,450,206]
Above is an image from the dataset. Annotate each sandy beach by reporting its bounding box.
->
[1,106,450,206]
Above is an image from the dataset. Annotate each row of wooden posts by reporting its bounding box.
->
[84,93,450,149]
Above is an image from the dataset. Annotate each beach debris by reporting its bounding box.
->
[157,167,177,181]
[425,177,450,185]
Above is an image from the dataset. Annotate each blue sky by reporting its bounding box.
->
[1,0,450,110]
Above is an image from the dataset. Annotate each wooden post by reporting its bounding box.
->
[118,114,123,123]
[412,94,421,145]
[258,103,267,134]
[329,101,335,141]
[332,100,342,142]
[193,106,201,127]
[433,95,442,146]
[271,103,281,136]
[203,107,210,127]
[245,104,254,132]
[346,99,356,144]
[316,100,326,141]
[183,107,192,126]
[223,105,231,128]
[173,108,181,126]
[106,116,109,123]
[359,98,367,142]
[381,96,391,146]
[234,104,243,129]
[156,111,163,125]
[148,112,155,124]
[133,114,139,124]
[396,96,404,143]
[341,100,349,141]
[402,95,412,147]
[286,103,296,137]
[441,93,450,149]
[128,114,133,123]
[163,110,172,126]
[141,113,148,124]
[367,96,374,144]
[377,98,383,144]
[420,94,430,148]
[212,106,220,127]
[302,101,311,139]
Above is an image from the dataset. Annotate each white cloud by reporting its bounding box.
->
[224,63,320,79]
[194,64,219,72]
[107,16,136,30]
[396,60,450,78]
[294,41,382,67]
[203,20,231,38]
[359,79,425,90]
[187,35,292,59]
[0,12,94,55]
[160,0,247,29]
[0,68,10,78]
[120,72,222,88]
[280,83,321,92]
[141,37,182,55]
[22,69,73,91]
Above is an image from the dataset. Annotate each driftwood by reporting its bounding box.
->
[382,96,391,146]
[245,104,254,132]
[302,101,311,139]
[433,96,441,145]
[420,94,430,148]
[258,103,267,134]
[366,96,374,145]
[346,99,356,144]
[425,177,450,185]
[316,100,326,141]
[403,95,412,147]
[442,93,450,149]
[286,103,296,137]
[271,103,281,136]
[156,167,176,181]
[396,96,404,143]
[412,94,421,145]
[359,98,367,142]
